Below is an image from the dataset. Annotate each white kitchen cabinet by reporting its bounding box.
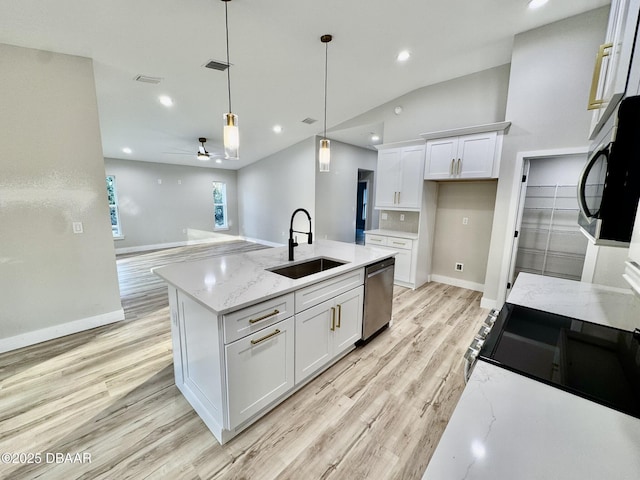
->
[425,132,498,180]
[375,144,425,210]
[225,316,295,428]
[295,286,364,385]
[588,0,640,138]
[168,286,184,386]
[365,233,416,286]
[623,201,640,297]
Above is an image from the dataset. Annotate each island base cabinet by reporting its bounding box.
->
[295,286,363,385]
[225,316,294,429]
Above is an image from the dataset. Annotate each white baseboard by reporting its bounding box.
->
[0,309,125,354]
[431,274,484,292]
[480,297,498,310]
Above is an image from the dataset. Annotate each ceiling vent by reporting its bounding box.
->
[301,117,318,124]
[205,60,230,71]
[134,74,163,84]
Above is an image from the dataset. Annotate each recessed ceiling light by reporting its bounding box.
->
[397,50,411,62]
[528,0,548,9]
[371,134,380,142]
[159,95,173,107]
[394,106,403,115]
[122,147,132,154]
[216,159,222,164]
[273,125,283,133]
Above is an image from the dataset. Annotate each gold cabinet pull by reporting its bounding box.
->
[588,42,613,110]
[336,304,342,328]
[330,307,336,331]
[250,328,281,345]
[249,309,279,324]
[450,158,455,175]
[457,158,461,175]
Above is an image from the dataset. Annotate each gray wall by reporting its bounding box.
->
[238,138,316,244]
[432,181,497,287]
[331,64,511,143]
[315,139,378,243]
[104,158,239,250]
[0,44,122,345]
[483,7,609,306]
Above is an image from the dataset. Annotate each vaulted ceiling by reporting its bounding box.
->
[0,0,609,169]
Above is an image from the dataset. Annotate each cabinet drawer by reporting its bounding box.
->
[365,234,387,246]
[223,293,294,344]
[295,268,365,313]
[386,237,413,250]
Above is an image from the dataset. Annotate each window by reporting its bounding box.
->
[213,181,228,230]
[106,175,122,237]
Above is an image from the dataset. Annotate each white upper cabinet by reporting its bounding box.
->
[425,132,498,180]
[422,122,509,181]
[588,0,640,139]
[375,144,425,210]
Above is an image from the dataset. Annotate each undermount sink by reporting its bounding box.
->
[267,257,347,279]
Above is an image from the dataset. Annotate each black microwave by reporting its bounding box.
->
[578,95,640,245]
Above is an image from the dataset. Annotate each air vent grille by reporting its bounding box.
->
[134,75,163,84]
[205,60,230,71]
[301,117,318,124]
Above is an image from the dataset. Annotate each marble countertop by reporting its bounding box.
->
[423,273,640,479]
[364,229,419,239]
[152,239,394,315]
[508,273,640,332]
[423,361,640,480]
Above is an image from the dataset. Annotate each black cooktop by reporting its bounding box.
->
[479,303,640,419]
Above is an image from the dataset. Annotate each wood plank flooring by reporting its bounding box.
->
[0,240,488,480]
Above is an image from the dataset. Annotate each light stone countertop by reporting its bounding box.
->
[152,239,395,315]
[363,229,419,239]
[423,273,640,480]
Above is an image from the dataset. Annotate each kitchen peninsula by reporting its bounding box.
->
[153,239,394,444]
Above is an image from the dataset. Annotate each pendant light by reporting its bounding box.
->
[222,0,239,159]
[319,34,332,172]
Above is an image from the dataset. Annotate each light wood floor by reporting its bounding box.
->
[0,240,488,480]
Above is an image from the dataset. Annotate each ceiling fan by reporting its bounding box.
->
[163,137,222,162]
[197,137,211,161]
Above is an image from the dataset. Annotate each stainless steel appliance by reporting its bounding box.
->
[362,257,395,341]
[578,95,640,245]
[465,303,640,419]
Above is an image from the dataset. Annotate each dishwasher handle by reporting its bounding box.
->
[366,257,395,276]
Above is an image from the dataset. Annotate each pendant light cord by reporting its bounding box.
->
[225,1,232,113]
[323,41,328,138]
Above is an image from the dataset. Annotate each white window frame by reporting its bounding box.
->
[213,181,228,230]
[106,175,123,239]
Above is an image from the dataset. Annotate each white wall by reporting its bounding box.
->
[104,158,239,250]
[431,181,497,291]
[483,8,609,307]
[0,44,123,351]
[315,139,378,243]
[237,138,316,244]
[331,65,511,143]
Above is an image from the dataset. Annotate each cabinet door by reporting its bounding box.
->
[332,286,364,354]
[457,132,497,178]
[225,316,294,428]
[375,149,402,207]
[294,301,333,385]
[393,249,412,283]
[425,138,458,179]
[398,146,425,208]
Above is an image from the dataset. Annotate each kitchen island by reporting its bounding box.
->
[423,273,640,479]
[153,239,394,444]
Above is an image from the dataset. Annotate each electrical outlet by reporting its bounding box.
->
[455,262,464,272]
[381,213,388,220]
[157,178,162,184]
[177,179,182,185]
[463,217,469,225]
[400,214,405,221]
[72,222,83,234]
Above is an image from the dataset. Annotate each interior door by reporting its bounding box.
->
[506,160,530,297]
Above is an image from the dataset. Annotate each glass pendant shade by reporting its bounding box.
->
[319,138,330,172]
[223,112,239,159]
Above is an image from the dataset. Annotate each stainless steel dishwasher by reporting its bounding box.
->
[362,257,395,340]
